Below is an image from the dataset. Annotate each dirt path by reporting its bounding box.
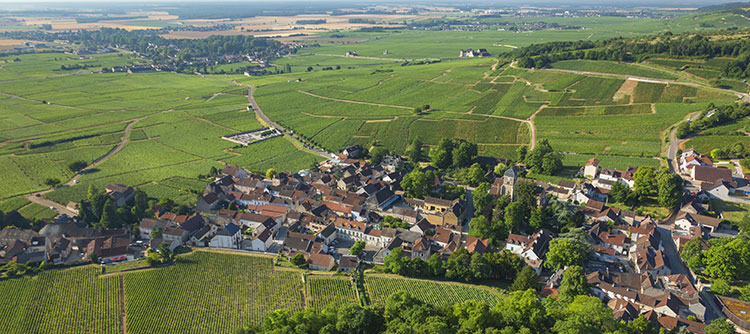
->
[314,53,406,62]
[297,90,415,110]
[119,274,127,334]
[23,109,166,209]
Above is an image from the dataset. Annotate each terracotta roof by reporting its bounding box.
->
[309,253,335,268]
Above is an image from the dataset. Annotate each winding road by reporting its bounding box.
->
[24,115,148,215]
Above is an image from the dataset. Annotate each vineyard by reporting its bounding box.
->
[305,275,359,310]
[0,266,120,334]
[364,275,501,307]
[123,250,304,334]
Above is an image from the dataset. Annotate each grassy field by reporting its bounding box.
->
[364,274,501,307]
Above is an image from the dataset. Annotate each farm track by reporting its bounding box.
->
[23,108,171,209]
[119,274,127,334]
[296,90,415,109]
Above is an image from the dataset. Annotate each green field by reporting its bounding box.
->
[0,250,510,333]
[0,54,323,202]
[364,274,501,307]
[1,11,748,203]
[305,275,359,310]
[0,266,121,334]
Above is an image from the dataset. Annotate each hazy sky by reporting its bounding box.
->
[0,0,739,4]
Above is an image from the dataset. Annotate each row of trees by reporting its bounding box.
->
[239,287,699,334]
[511,30,750,79]
[428,138,479,170]
[676,103,750,140]
[383,248,524,284]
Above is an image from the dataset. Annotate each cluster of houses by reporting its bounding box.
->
[678,149,750,202]
[184,149,482,271]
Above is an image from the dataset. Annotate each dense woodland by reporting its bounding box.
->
[510,30,750,78]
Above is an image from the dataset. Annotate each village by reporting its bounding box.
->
[1,142,749,333]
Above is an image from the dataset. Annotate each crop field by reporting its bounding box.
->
[0,266,121,334]
[551,60,678,80]
[305,275,358,310]
[124,250,304,333]
[0,54,322,202]
[683,135,750,155]
[535,103,711,157]
[364,274,501,307]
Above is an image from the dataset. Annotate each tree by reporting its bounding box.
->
[558,265,590,299]
[265,168,277,179]
[552,295,618,334]
[633,167,657,197]
[401,169,432,199]
[68,160,87,172]
[44,178,61,188]
[626,315,659,334]
[98,198,116,229]
[445,248,474,282]
[704,318,737,334]
[503,202,525,234]
[680,237,704,272]
[610,181,636,206]
[350,241,365,257]
[369,146,389,165]
[656,168,683,208]
[517,146,528,161]
[87,184,98,201]
[406,138,423,163]
[472,183,493,217]
[545,238,589,270]
[459,163,486,186]
[427,253,445,277]
[150,227,162,239]
[290,253,306,267]
[524,139,562,175]
[514,181,538,213]
[430,138,453,169]
[493,163,508,176]
[384,248,410,275]
[511,266,539,291]
[711,278,730,295]
[469,215,493,239]
[703,236,750,280]
[453,141,478,168]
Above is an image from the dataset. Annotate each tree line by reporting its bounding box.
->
[508,29,750,78]
[235,282,743,334]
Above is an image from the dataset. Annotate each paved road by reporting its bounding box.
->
[657,226,723,322]
[26,193,78,217]
[666,111,701,175]
[245,86,331,159]
[730,159,744,177]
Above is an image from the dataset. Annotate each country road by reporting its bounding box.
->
[24,114,147,214]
